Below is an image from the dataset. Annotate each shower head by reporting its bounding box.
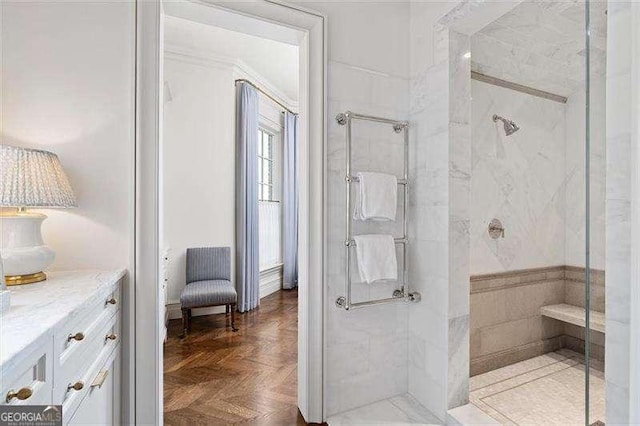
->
[493,114,520,136]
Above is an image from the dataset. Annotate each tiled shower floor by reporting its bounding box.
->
[470,349,605,425]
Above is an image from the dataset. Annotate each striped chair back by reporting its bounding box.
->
[186,247,231,284]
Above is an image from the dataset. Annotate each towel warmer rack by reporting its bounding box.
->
[335,111,421,310]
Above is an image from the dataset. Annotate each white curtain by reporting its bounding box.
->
[283,112,298,289]
[259,201,281,269]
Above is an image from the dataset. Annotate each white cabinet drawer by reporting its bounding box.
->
[68,348,121,425]
[56,284,120,362]
[1,334,52,406]
[56,312,120,410]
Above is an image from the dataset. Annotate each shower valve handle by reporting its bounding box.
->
[488,219,505,239]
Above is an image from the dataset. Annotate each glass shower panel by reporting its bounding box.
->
[585,0,607,424]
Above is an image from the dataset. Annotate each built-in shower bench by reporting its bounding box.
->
[540,304,605,333]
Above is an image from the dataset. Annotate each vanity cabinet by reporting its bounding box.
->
[0,270,125,424]
[68,350,121,425]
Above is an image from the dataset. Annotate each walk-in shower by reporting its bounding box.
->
[469,0,607,424]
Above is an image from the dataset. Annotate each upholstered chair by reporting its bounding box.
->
[180,247,238,335]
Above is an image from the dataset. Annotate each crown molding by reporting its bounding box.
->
[164,43,298,112]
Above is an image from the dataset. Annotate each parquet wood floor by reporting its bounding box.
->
[164,289,306,425]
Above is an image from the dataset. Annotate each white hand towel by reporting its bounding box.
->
[353,172,397,221]
[353,234,398,284]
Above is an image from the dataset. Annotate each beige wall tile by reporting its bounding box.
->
[470,265,606,373]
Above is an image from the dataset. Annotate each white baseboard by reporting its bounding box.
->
[260,278,282,298]
[260,264,283,298]
[166,265,284,320]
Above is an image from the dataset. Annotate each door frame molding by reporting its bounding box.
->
[134,0,326,423]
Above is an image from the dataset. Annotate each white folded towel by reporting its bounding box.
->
[353,172,397,221]
[353,234,398,284]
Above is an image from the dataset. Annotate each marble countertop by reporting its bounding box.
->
[0,269,126,367]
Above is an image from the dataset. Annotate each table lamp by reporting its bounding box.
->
[1,145,77,285]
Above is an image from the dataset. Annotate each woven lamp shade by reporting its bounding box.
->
[1,145,76,208]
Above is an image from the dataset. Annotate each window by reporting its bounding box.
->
[258,124,281,271]
[258,128,275,201]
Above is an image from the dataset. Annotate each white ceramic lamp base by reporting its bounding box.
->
[1,212,55,285]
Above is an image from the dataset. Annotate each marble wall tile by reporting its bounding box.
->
[606,319,631,392]
[325,59,411,416]
[564,78,607,271]
[448,314,470,408]
[410,62,448,115]
[477,316,564,357]
[449,220,471,319]
[407,25,473,418]
[565,280,606,312]
[470,79,570,275]
[325,363,408,416]
[605,3,636,422]
[469,19,608,271]
[471,1,606,98]
[407,53,451,419]
[446,30,471,410]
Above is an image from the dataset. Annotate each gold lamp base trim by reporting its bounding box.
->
[5,272,47,286]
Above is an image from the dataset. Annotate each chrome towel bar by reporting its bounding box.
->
[345,238,408,247]
[335,111,421,310]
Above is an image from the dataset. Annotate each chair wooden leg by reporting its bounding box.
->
[187,309,192,332]
[226,304,230,315]
[181,308,189,337]
[231,304,238,332]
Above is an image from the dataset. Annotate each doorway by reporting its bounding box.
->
[133,1,326,424]
[160,8,303,422]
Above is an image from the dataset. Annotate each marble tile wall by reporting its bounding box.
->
[325,60,411,416]
[470,79,566,275]
[407,24,471,420]
[469,265,607,375]
[469,72,606,273]
[564,266,606,312]
[407,37,450,420]
[564,77,607,271]
[605,2,634,424]
[447,30,471,411]
[470,0,608,275]
[471,1,607,99]
[469,266,566,376]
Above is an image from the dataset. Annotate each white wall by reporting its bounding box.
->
[162,55,236,303]
[162,28,297,305]
[1,2,135,272]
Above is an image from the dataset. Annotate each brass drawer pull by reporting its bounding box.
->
[68,332,85,342]
[6,387,33,403]
[106,297,117,305]
[105,333,118,341]
[68,381,84,392]
[91,370,109,389]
